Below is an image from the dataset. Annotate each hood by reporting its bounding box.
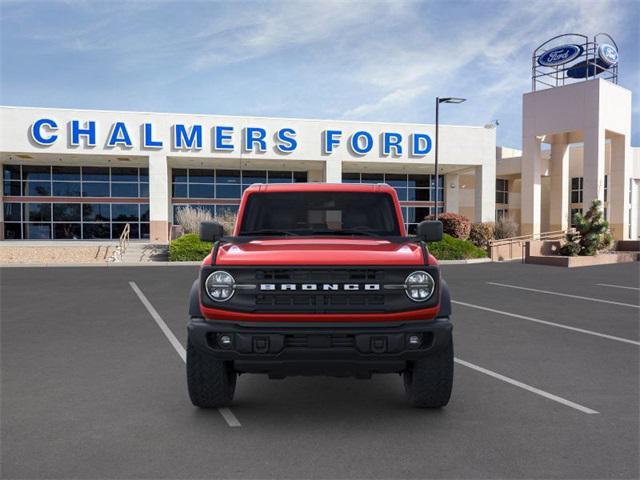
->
[214,237,426,266]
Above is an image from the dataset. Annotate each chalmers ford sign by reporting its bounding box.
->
[28,118,434,157]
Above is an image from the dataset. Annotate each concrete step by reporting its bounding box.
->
[120,243,168,262]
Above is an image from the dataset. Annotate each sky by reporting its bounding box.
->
[1,0,638,148]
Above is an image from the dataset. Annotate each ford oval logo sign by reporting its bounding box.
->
[538,44,583,67]
[598,44,618,66]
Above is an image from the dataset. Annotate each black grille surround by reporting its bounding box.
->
[200,265,440,314]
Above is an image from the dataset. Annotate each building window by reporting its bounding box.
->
[3,201,149,240]
[571,177,583,203]
[604,175,608,203]
[2,164,149,199]
[496,208,509,220]
[496,178,508,204]
[2,164,149,240]
[342,172,444,232]
[170,168,307,224]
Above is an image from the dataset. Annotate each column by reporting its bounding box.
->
[582,126,605,212]
[445,173,459,214]
[609,134,631,240]
[549,134,570,231]
[148,153,170,244]
[474,163,495,223]
[521,135,542,236]
[324,158,342,183]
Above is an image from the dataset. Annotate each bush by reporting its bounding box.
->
[560,199,613,256]
[175,207,237,236]
[169,233,212,261]
[494,216,519,239]
[469,222,495,249]
[438,212,471,240]
[175,206,215,234]
[428,234,487,260]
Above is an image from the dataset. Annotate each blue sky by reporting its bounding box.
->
[1,0,638,148]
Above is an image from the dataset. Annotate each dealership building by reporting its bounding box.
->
[0,35,638,244]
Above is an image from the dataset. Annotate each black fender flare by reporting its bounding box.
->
[438,278,451,319]
[188,279,202,318]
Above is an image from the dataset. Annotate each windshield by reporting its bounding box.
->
[239,191,401,237]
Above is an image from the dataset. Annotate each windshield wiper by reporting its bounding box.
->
[240,229,300,236]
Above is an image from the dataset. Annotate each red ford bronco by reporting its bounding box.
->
[187,183,453,408]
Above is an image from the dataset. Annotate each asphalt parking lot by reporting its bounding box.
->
[1,261,638,479]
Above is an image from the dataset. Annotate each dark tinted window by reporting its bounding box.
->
[53,203,81,221]
[239,192,400,236]
[82,167,109,182]
[52,182,81,197]
[23,165,50,181]
[82,182,110,197]
[83,203,110,221]
[52,166,80,181]
[3,165,21,181]
[110,167,138,181]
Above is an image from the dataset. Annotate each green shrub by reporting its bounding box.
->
[469,222,495,249]
[169,233,212,261]
[438,212,471,240]
[560,199,613,256]
[428,234,487,260]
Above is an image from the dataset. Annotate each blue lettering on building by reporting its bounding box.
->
[214,126,234,151]
[323,130,342,154]
[411,133,432,156]
[350,131,373,155]
[275,128,297,153]
[143,123,163,148]
[382,132,403,156]
[107,122,133,148]
[30,118,58,145]
[244,127,267,152]
[71,120,96,147]
[173,124,202,150]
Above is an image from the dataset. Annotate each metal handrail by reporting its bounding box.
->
[489,229,570,247]
[106,223,131,262]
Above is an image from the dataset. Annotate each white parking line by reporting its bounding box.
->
[487,282,640,309]
[454,358,599,415]
[129,281,241,428]
[596,283,640,291]
[453,300,640,346]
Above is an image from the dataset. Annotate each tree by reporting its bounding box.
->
[560,199,613,256]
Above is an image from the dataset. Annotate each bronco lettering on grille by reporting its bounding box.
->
[260,283,381,291]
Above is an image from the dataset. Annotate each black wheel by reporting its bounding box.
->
[403,337,454,408]
[187,336,236,408]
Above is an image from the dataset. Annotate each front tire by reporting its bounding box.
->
[187,337,237,408]
[403,337,453,408]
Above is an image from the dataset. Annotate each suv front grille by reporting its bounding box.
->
[200,266,439,314]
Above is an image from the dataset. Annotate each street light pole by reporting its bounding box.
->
[435,97,440,219]
[433,97,466,220]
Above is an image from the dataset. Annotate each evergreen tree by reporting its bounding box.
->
[560,199,613,256]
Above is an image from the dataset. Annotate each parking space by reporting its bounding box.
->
[1,262,638,479]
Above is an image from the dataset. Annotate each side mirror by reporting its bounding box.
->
[416,220,443,243]
[199,221,224,243]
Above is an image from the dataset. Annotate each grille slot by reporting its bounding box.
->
[284,335,355,348]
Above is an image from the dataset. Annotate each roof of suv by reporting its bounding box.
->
[243,183,397,194]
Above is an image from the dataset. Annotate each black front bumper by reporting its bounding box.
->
[188,317,452,378]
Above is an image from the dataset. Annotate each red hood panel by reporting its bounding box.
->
[215,238,424,266]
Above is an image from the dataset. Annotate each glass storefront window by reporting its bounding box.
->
[52,166,80,181]
[53,203,81,221]
[52,182,81,197]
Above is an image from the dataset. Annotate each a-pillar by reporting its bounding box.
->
[549,134,570,231]
[582,126,606,212]
[148,153,170,244]
[474,163,495,222]
[609,133,631,240]
[521,135,543,236]
[445,173,459,214]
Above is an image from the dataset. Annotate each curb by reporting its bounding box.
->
[0,261,202,268]
[437,258,492,265]
[1,259,493,268]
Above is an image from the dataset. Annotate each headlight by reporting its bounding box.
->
[404,271,435,302]
[205,271,235,302]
